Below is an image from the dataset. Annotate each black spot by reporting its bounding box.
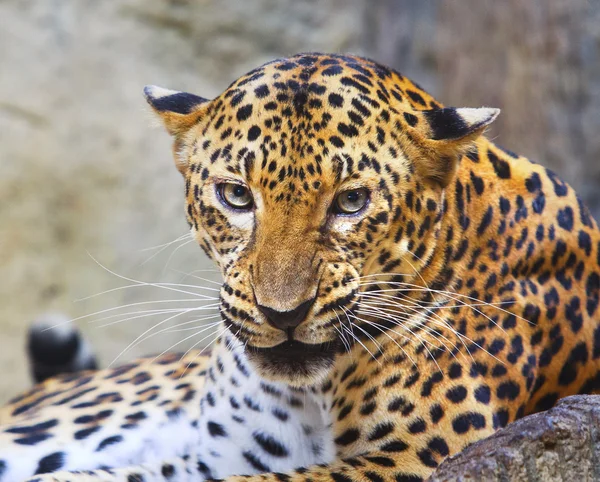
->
[330,136,345,148]
[428,436,449,456]
[417,449,439,468]
[430,404,444,423]
[74,426,100,440]
[243,451,270,472]
[162,463,175,478]
[6,419,59,434]
[363,472,384,482]
[408,418,427,434]
[493,409,509,429]
[236,104,253,122]
[558,342,588,386]
[335,428,360,446]
[532,193,546,214]
[34,452,65,474]
[96,435,123,452]
[230,90,246,107]
[474,385,491,404]
[247,125,261,141]
[477,206,494,236]
[535,392,559,412]
[394,475,423,482]
[594,326,600,359]
[403,112,418,126]
[470,171,485,195]
[368,422,395,441]
[421,372,443,396]
[127,474,145,482]
[328,93,344,107]
[272,407,289,422]
[360,401,376,415]
[565,296,584,333]
[446,386,468,403]
[586,273,599,316]
[207,421,227,437]
[407,90,426,106]
[496,381,520,400]
[557,207,574,231]
[252,431,289,457]
[525,172,542,192]
[546,169,568,196]
[452,412,486,434]
[323,65,343,76]
[338,122,359,137]
[364,455,396,467]
[276,61,296,71]
[381,440,409,452]
[448,363,462,379]
[579,230,592,256]
[488,149,511,179]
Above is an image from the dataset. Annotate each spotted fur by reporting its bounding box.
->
[2,53,600,482]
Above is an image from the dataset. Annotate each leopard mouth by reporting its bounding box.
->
[247,339,335,358]
[245,340,338,385]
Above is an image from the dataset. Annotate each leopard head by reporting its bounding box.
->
[145,53,498,386]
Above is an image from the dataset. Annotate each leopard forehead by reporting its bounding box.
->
[184,53,441,199]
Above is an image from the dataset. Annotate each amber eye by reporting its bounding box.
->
[334,188,369,214]
[219,183,253,210]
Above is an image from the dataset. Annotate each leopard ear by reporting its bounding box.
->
[144,85,209,136]
[412,107,500,187]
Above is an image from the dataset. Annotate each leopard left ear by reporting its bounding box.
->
[412,107,500,187]
[144,85,210,136]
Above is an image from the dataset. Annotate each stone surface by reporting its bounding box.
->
[429,395,600,481]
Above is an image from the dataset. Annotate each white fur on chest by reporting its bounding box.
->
[195,341,335,478]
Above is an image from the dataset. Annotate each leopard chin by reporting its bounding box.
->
[245,339,339,387]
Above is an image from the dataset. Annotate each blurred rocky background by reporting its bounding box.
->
[1,0,598,401]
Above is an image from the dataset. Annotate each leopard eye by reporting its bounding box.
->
[219,183,253,210]
[334,188,369,215]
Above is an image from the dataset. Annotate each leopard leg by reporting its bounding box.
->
[222,450,432,482]
[24,455,203,482]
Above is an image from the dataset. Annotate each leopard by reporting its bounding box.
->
[2,52,600,482]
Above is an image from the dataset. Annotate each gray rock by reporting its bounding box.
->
[430,395,600,481]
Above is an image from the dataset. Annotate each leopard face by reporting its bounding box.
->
[145,53,498,385]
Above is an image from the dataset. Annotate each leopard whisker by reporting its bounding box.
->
[332,309,352,355]
[139,233,193,266]
[149,323,223,364]
[94,307,219,329]
[179,326,229,379]
[162,238,196,274]
[358,279,529,326]
[350,308,443,372]
[109,307,202,367]
[85,252,222,298]
[357,302,466,365]
[363,300,506,367]
[171,269,223,286]
[359,291,514,310]
[341,305,386,358]
[339,309,380,365]
[91,303,220,327]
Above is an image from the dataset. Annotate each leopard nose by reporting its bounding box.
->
[257,297,316,332]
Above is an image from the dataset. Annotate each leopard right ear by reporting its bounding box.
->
[144,85,210,136]
[408,107,499,188]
